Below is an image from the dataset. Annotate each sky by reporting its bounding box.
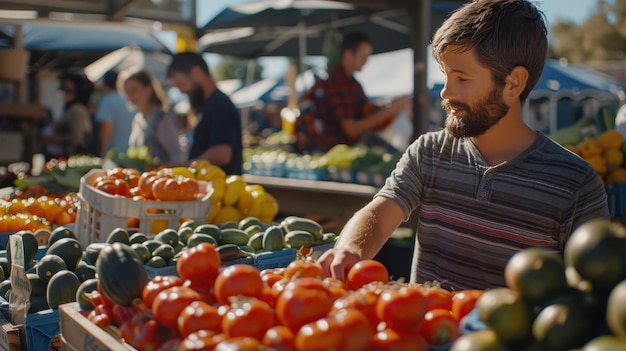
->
[196,0,602,78]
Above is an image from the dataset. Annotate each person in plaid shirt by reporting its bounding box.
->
[295,32,412,153]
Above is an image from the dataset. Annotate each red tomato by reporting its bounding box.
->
[418,309,461,345]
[451,289,484,321]
[97,279,115,309]
[177,300,222,337]
[376,285,427,331]
[221,298,276,340]
[262,325,296,351]
[294,315,344,351]
[87,306,112,328]
[214,337,262,351]
[152,176,200,201]
[284,259,324,279]
[373,328,430,351]
[182,279,217,305]
[420,286,454,311]
[261,272,284,288]
[332,289,380,332]
[347,260,390,290]
[333,308,374,351]
[141,275,183,309]
[275,286,333,332]
[178,177,200,201]
[214,264,264,305]
[94,178,130,197]
[111,304,140,326]
[120,311,174,351]
[138,171,158,199]
[152,286,201,328]
[176,242,221,281]
[178,330,224,351]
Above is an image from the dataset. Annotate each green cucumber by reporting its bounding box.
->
[285,230,315,248]
[262,226,285,251]
[281,217,324,240]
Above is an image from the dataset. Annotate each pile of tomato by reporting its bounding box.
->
[90,168,202,202]
[84,242,484,351]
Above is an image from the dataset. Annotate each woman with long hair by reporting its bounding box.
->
[43,69,94,157]
[124,70,183,166]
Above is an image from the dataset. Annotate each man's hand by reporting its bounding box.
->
[317,248,362,282]
[390,96,412,113]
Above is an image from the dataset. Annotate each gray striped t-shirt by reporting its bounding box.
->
[376,129,610,291]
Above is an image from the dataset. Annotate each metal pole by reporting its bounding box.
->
[407,0,431,140]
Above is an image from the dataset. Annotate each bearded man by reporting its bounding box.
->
[168,52,242,175]
[318,0,610,290]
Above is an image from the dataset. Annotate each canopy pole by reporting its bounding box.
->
[407,0,431,140]
[298,19,307,73]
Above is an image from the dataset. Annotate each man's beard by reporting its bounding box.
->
[442,86,509,138]
[189,82,206,111]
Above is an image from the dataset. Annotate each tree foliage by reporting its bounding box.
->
[550,0,626,63]
[213,57,264,81]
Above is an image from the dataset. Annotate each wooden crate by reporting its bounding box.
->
[0,312,24,351]
[58,303,131,351]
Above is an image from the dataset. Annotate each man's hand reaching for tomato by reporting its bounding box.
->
[317,248,362,283]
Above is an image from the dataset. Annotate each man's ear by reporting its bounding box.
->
[504,66,529,101]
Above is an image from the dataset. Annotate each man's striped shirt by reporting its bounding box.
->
[376,129,610,290]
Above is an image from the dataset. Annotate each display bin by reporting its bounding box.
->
[59,303,130,351]
[144,264,178,279]
[76,169,212,247]
[24,308,60,351]
[254,248,297,270]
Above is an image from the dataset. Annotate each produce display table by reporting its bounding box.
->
[242,174,380,233]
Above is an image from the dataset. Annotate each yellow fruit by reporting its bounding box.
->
[606,168,626,184]
[223,175,245,206]
[170,166,196,179]
[247,190,265,219]
[236,187,254,215]
[190,159,212,171]
[259,193,279,224]
[603,148,624,170]
[578,138,603,159]
[245,184,265,196]
[210,178,226,205]
[598,130,624,150]
[214,205,242,224]
[587,155,607,175]
[196,165,226,182]
[205,202,222,224]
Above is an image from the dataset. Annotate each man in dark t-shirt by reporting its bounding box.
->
[168,52,242,175]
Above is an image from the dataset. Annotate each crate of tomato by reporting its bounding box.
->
[76,168,211,247]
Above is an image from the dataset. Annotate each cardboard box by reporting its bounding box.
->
[76,169,212,247]
[59,303,131,351]
[0,311,24,351]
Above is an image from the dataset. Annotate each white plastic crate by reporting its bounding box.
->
[76,169,211,247]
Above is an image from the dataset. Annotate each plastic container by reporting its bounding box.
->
[76,169,211,247]
[24,308,60,351]
[254,248,297,270]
